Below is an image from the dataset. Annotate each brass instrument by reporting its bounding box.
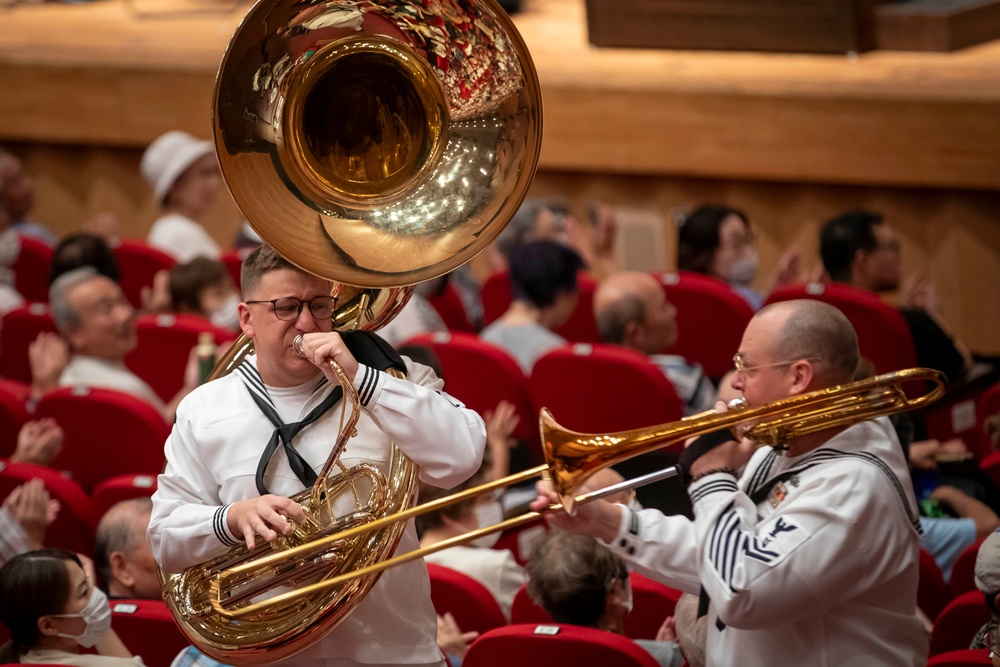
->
[196,367,945,621]
[160,0,542,662]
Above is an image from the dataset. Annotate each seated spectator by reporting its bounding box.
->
[672,593,706,667]
[416,451,526,621]
[11,418,64,467]
[30,267,197,422]
[480,240,582,373]
[820,210,973,382]
[0,479,58,568]
[50,233,121,285]
[0,548,142,666]
[678,205,800,310]
[94,498,160,600]
[971,530,1000,651]
[526,530,683,667]
[593,271,716,415]
[0,148,57,247]
[0,184,25,315]
[141,131,223,263]
[168,257,240,331]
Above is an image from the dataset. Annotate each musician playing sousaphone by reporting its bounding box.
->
[148,245,487,667]
[532,299,929,666]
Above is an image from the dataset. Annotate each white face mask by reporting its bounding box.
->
[729,250,759,286]
[471,500,505,548]
[50,587,112,648]
[210,293,242,330]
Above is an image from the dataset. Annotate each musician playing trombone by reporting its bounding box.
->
[148,244,487,667]
[533,299,927,666]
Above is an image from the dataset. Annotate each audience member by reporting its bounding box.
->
[94,498,160,600]
[677,205,800,310]
[49,233,121,285]
[0,181,25,315]
[0,479,58,568]
[820,209,973,382]
[416,450,526,621]
[11,418,64,467]
[30,267,198,422]
[141,131,223,263]
[0,549,141,666]
[971,530,1000,651]
[672,593,706,667]
[532,299,927,665]
[0,148,57,246]
[525,530,683,667]
[593,271,716,415]
[480,240,582,373]
[169,257,241,331]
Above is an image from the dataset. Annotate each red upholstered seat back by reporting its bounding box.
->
[113,240,176,309]
[37,387,170,491]
[110,599,190,667]
[0,303,58,384]
[0,460,97,556]
[426,563,508,635]
[655,271,754,379]
[92,473,158,519]
[12,234,53,303]
[0,378,31,458]
[463,624,660,667]
[930,591,990,657]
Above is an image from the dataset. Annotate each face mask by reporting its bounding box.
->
[50,587,112,648]
[729,250,759,286]
[210,293,241,330]
[471,500,505,548]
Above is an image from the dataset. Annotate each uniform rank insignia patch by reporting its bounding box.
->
[768,481,788,508]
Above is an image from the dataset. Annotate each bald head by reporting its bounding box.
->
[95,497,161,599]
[754,300,859,385]
[594,272,677,353]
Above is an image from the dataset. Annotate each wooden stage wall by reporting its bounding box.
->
[1,0,998,355]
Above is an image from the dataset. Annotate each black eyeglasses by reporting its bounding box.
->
[245,296,336,321]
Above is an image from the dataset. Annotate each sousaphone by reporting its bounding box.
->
[159,0,541,662]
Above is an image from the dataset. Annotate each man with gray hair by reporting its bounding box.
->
[95,497,162,600]
[30,267,197,421]
[533,299,927,665]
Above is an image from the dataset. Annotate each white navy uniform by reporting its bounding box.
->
[148,355,486,667]
[603,416,927,666]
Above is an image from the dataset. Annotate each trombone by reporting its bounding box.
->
[209,366,945,618]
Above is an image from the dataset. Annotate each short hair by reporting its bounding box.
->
[94,497,153,590]
[508,240,583,309]
[49,233,121,285]
[594,293,645,345]
[673,593,707,667]
[49,266,100,334]
[819,210,884,283]
[0,549,82,655]
[762,299,860,384]
[170,257,230,313]
[677,205,749,275]
[414,450,492,537]
[526,530,627,627]
[240,244,299,299]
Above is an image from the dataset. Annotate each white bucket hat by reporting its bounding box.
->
[141,130,215,202]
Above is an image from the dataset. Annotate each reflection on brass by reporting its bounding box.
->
[161,0,541,663]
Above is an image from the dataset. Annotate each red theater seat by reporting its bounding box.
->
[426,280,473,332]
[110,599,189,667]
[0,460,97,556]
[0,378,31,459]
[949,538,985,600]
[0,303,58,384]
[655,271,754,379]
[12,234,53,303]
[36,387,170,491]
[919,548,951,622]
[427,563,507,636]
[113,240,176,309]
[930,591,990,657]
[464,624,660,667]
[926,649,992,666]
[92,473,158,518]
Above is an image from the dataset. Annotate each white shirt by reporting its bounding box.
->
[149,354,486,666]
[147,213,221,263]
[604,417,927,666]
[59,355,164,411]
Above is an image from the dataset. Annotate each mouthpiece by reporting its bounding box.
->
[293,334,306,357]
